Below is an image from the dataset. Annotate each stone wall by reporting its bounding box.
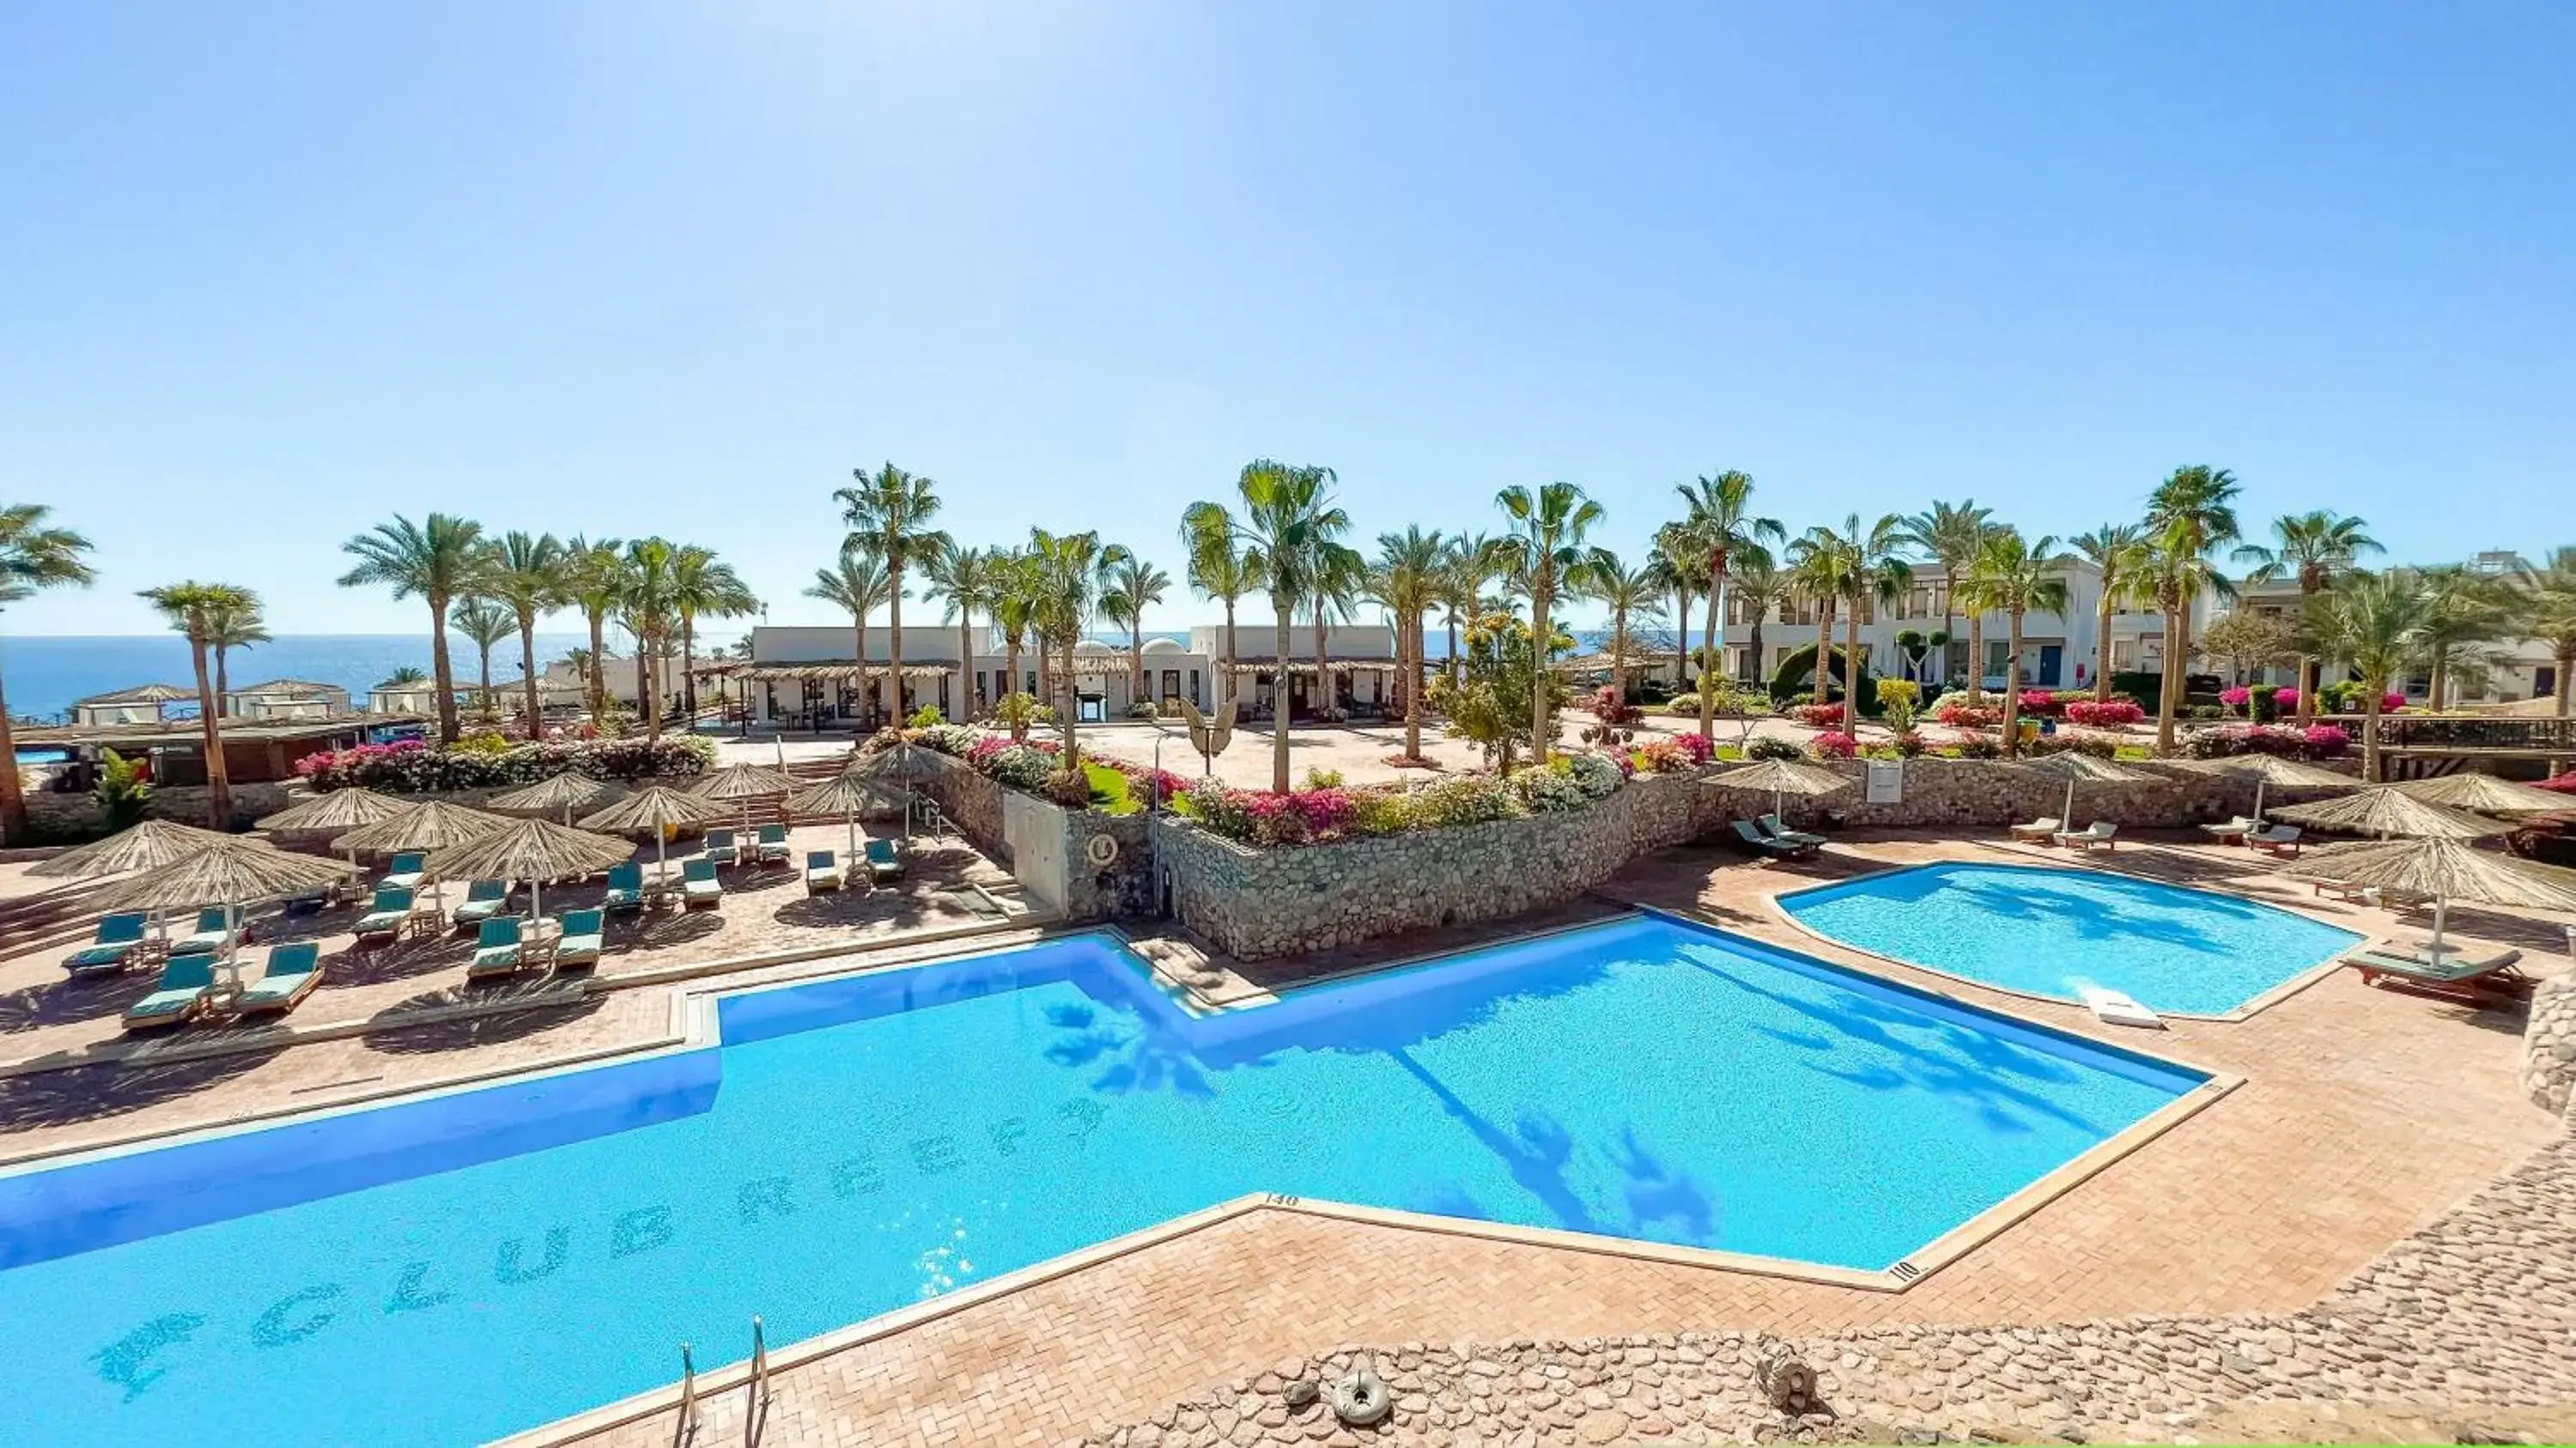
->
[911,749,1153,922]
[23,781,297,837]
[913,751,1011,866]
[1778,756,2318,831]
[2525,970,2576,1121]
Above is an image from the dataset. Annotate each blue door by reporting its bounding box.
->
[2037,644,2063,686]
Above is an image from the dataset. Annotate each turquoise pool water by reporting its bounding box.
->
[0,916,2199,1447]
[1783,862,2366,1015]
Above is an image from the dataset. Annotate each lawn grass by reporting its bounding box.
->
[1084,762,1140,814]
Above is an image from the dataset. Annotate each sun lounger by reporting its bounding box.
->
[62,911,149,976]
[682,858,722,909]
[805,849,845,894]
[602,861,646,916]
[2200,815,2258,844]
[466,916,526,981]
[864,837,905,883]
[2079,985,2165,1030]
[382,851,428,891]
[702,830,738,869]
[1728,818,1811,859]
[2248,824,2303,857]
[234,941,325,1016]
[352,886,416,943]
[1757,814,1829,849]
[550,909,604,972]
[169,906,237,958]
[2008,816,2063,843]
[452,879,513,932]
[756,823,790,866]
[2345,946,2532,1003]
[122,953,219,1031]
[2054,822,2118,851]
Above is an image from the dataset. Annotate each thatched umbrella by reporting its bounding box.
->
[2392,772,2576,818]
[28,818,258,879]
[853,740,940,837]
[488,772,611,826]
[254,788,411,875]
[91,838,355,985]
[790,770,902,859]
[2014,751,2154,828]
[333,800,507,913]
[2291,837,2576,960]
[2269,786,2510,842]
[422,818,635,922]
[2157,754,2357,822]
[1704,757,1856,824]
[580,785,727,885]
[692,762,800,832]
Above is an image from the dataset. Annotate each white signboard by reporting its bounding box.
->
[1864,759,1905,804]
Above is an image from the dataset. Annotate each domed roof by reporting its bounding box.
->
[1072,639,1115,654]
[1141,637,1185,655]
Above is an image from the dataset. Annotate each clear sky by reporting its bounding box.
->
[3,1,2567,636]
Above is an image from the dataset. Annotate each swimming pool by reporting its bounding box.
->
[0,916,2203,1447]
[1781,862,2366,1016]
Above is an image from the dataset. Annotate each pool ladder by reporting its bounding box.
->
[671,1316,772,1448]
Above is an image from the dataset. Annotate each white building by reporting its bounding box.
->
[222,678,353,720]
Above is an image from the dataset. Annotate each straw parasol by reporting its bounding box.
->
[2392,772,2576,818]
[2269,786,2511,842]
[90,838,356,985]
[692,762,801,831]
[487,772,612,826]
[27,818,260,879]
[2290,836,2576,960]
[790,770,902,859]
[580,785,728,885]
[2014,751,2154,828]
[255,787,413,875]
[1704,757,1856,824]
[853,739,942,837]
[422,818,635,922]
[2156,754,2357,822]
[332,800,507,913]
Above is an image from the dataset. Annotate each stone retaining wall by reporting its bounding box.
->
[24,782,296,836]
[2526,971,2576,1121]
[913,750,1012,866]
[1789,756,2318,831]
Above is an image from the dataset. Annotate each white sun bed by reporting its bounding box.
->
[2079,985,2164,1030]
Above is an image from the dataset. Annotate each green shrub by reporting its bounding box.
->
[92,748,151,830]
[1767,643,1882,714]
[907,705,945,728]
[1746,735,1804,762]
[1302,765,1346,789]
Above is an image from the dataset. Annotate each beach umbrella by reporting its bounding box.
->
[852,739,939,837]
[580,785,727,885]
[2269,786,2511,842]
[2392,772,2576,818]
[2290,837,2576,962]
[90,838,355,987]
[789,770,902,859]
[2014,751,2154,828]
[254,787,411,875]
[27,818,261,879]
[2157,754,2358,822]
[422,818,635,922]
[487,772,611,826]
[332,800,507,914]
[1703,758,1856,824]
[691,762,800,832]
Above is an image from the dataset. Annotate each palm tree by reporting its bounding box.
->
[618,538,681,744]
[202,588,269,717]
[2233,511,2380,724]
[0,506,95,843]
[476,531,566,731]
[1958,531,2072,756]
[1901,501,1995,697]
[2413,564,2506,710]
[1648,522,1704,691]
[1493,483,1606,768]
[1734,551,1792,691]
[1182,503,1258,707]
[1671,472,1783,739]
[671,545,756,725]
[2515,548,2576,720]
[2069,523,2151,703]
[1582,549,1664,703]
[1307,540,1369,717]
[921,539,1003,721]
[1025,529,1121,765]
[449,598,515,719]
[835,463,947,720]
[1370,526,1449,760]
[805,552,892,727]
[987,549,1038,707]
[561,535,625,728]
[1787,529,1851,703]
[1189,461,1347,793]
[1100,553,1173,711]
[138,582,258,827]
[2142,466,2245,752]
[1436,532,1497,688]
[2308,570,2429,778]
[338,514,487,742]
[379,665,429,688]
[1817,514,1911,724]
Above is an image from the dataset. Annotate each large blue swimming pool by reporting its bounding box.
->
[1782,862,2366,1015]
[0,916,2200,1447]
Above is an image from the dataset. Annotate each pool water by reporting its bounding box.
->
[1783,862,2366,1015]
[0,917,2199,1448]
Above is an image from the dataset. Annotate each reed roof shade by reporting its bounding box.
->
[15,712,424,748]
[2268,786,2512,841]
[2391,772,2576,817]
[579,784,728,833]
[331,800,508,854]
[2289,836,2576,913]
[228,678,344,697]
[1218,658,1399,675]
[486,773,613,813]
[90,838,355,913]
[2156,755,2360,788]
[1704,759,1857,798]
[691,763,803,800]
[73,683,195,706]
[735,661,960,682]
[422,818,636,885]
[255,787,413,834]
[27,818,266,879]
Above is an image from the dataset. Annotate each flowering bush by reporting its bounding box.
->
[1889,729,1929,757]
[2027,732,2118,758]
[1512,766,1596,813]
[2182,723,2350,761]
[982,745,1058,789]
[1631,731,1716,775]
[1931,697,2003,728]
[2063,698,2146,727]
[1809,732,1859,761]
[1788,702,1845,727]
[298,735,714,792]
[1952,734,2002,759]
[1747,735,1805,762]
[2303,724,2351,757]
[913,723,979,757]
[2317,681,2407,715]
[2273,687,2302,711]
[2017,690,2062,717]
[2220,685,2253,709]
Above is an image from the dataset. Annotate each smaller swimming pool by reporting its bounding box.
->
[1781,862,2365,1016]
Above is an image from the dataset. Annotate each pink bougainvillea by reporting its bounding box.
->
[2016,690,2061,716]
[2273,687,2303,710]
[2063,698,2146,727]
[2220,685,2253,709]
[1788,702,1844,727]
[1808,732,1859,760]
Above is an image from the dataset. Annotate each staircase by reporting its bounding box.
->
[0,878,111,958]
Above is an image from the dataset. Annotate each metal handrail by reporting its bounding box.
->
[744,1316,771,1448]
[671,1343,698,1447]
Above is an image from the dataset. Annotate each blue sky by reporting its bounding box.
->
[3,1,2567,636]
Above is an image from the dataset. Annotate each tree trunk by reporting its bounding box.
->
[1528,581,1553,768]
[1815,603,1832,703]
[0,663,24,844]
[477,643,494,709]
[1611,608,1630,703]
[1940,571,1959,691]
[2154,586,2183,754]
[2093,588,2116,703]
[1060,638,1079,764]
[213,645,232,719]
[637,648,658,745]
[1130,630,1145,715]
[1404,608,1424,758]
[959,610,976,721]
[2363,691,2382,781]
[681,614,699,724]
[1271,605,1293,794]
[2001,610,2025,757]
[1697,577,1723,740]
[1220,599,1237,707]
[1673,584,1692,691]
[519,618,544,735]
[888,563,906,721]
[1313,600,1329,720]
[2429,647,2448,713]
[1843,604,1863,730]
[585,611,607,726]
[1748,611,1767,696]
[1447,615,1461,685]
[1005,637,1022,704]
[190,640,231,828]
[2557,646,2574,719]
[1965,607,1986,709]
[428,595,460,743]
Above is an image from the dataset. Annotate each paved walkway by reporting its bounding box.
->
[549,833,2567,1448]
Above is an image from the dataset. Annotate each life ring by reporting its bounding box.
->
[1083,833,1120,867]
[1323,1359,1392,1427]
